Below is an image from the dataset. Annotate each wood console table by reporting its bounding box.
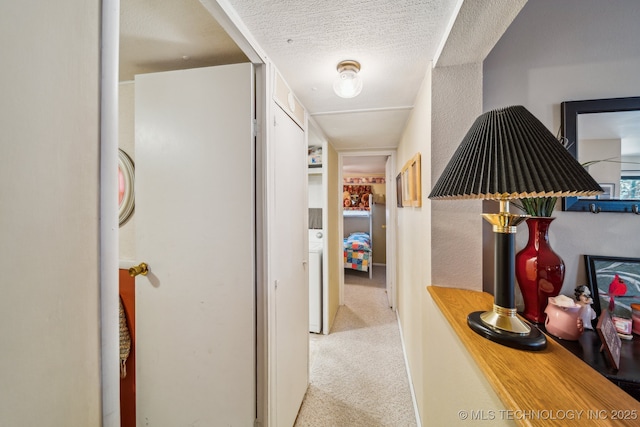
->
[547,328,640,401]
[428,286,640,426]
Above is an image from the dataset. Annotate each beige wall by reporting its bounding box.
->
[395,0,525,420]
[0,1,102,425]
[326,142,341,331]
[431,63,484,290]
[371,202,386,264]
[395,60,485,422]
[395,67,433,417]
[119,82,136,260]
[423,292,512,426]
[396,2,640,423]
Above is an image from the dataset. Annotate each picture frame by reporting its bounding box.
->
[584,255,640,318]
[409,153,421,207]
[396,173,403,208]
[596,309,621,370]
[400,152,422,208]
[596,183,615,199]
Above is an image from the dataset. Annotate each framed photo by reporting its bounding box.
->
[596,183,615,199]
[396,173,403,208]
[584,255,640,317]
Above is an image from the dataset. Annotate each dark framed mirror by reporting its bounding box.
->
[561,96,640,213]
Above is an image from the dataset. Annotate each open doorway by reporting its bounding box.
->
[339,151,397,310]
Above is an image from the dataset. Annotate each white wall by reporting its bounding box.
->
[484,0,640,295]
[0,1,102,425]
[308,174,323,208]
[581,139,622,197]
[623,156,640,175]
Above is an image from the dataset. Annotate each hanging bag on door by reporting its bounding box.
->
[119,297,131,378]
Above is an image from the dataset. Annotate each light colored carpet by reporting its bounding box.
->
[343,265,386,288]
[295,268,418,427]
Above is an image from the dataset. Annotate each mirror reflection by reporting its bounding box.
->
[561,96,640,213]
[578,110,640,200]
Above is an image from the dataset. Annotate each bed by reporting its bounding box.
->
[343,191,374,278]
[344,232,372,276]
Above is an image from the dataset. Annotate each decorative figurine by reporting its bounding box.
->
[575,285,596,330]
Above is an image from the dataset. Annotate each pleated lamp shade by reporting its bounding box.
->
[429,106,602,200]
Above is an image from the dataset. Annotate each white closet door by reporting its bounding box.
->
[134,64,255,426]
[272,104,309,426]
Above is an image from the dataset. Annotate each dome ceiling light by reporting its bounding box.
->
[333,60,363,98]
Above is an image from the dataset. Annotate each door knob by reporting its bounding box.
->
[128,262,149,277]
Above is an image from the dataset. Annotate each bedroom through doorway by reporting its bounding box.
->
[342,154,392,305]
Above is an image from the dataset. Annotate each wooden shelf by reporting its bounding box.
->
[428,286,640,426]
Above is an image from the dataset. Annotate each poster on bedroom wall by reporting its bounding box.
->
[343,185,372,210]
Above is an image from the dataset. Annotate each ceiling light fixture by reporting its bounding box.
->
[333,60,363,98]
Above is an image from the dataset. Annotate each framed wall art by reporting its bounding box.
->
[400,152,422,207]
[584,255,640,318]
[409,153,421,207]
[396,173,403,208]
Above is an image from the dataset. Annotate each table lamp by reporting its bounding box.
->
[428,106,602,351]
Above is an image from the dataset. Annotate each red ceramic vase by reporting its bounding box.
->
[515,217,565,324]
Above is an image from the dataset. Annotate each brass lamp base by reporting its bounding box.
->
[481,304,531,334]
[468,310,546,351]
[469,199,546,351]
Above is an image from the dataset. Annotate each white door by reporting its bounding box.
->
[272,105,309,426]
[134,64,255,426]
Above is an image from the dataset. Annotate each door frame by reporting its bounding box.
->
[100,1,271,426]
[338,150,398,309]
[99,2,121,426]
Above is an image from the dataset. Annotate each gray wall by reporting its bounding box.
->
[483,0,640,297]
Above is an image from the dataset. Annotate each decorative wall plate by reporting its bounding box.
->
[118,149,135,226]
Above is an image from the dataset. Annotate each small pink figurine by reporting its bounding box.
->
[575,285,596,330]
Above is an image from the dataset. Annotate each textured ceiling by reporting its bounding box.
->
[119,0,460,152]
[228,0,460,149]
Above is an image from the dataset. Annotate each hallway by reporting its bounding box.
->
[294,267,418,426]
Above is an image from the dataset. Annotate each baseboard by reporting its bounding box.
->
[395,311,422,427]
